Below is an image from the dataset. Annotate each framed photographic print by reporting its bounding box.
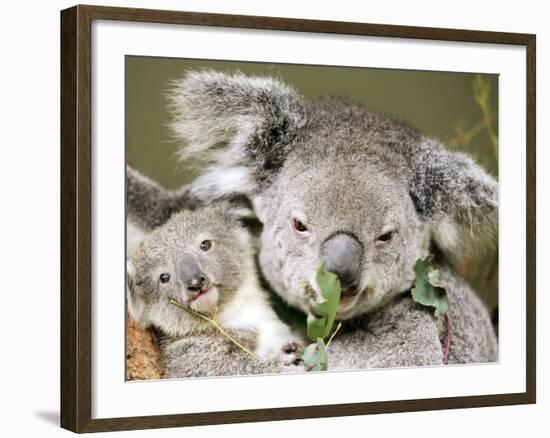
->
[60,4,536,433]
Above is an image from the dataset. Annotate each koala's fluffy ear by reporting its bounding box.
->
[168,70,306,201]
[224,204,256,223]
[126,258,146,325]
[409,138,498,263]
[215,200,263,239]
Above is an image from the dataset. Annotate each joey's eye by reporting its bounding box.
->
[292,218,308,233]
[159,273,171,283]
[200,240,212,252]
[376,231,394,243]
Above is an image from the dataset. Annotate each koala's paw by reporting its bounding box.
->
[281,341,304,366]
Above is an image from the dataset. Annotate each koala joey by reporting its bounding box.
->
[126,204,303,378]
[128,70,498,369]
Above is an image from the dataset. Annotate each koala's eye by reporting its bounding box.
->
[159,273,171,283]
[200,240,212,252]
[292,218,308,233]
[376,231,394,243]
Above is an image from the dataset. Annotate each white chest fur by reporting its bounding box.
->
[217,267,296,359]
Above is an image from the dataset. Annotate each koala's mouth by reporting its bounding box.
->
[338,287,363,313]
[341,286,360,300]
[306,279,362,310]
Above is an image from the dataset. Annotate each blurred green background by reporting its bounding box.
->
[126,56,499,312]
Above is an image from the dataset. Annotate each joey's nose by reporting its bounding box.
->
[320,232,363,291]
[177,257,210,295]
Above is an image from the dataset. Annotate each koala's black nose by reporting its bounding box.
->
[320,232,363,292]
[177,256,210,295]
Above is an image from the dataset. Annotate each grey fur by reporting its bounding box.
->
[328,266,497,369]
[127,205,303,378]
[168,70,307,200]
[126,166,203,230]
[132,71,498,369]
[126,165,260,235]
[160,332,297,378]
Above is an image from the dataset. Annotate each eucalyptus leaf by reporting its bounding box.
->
[411,255,449,324]
[307,313,327,341]
[427,269,441,286]
[311,301,330,318]
[302,262,342,370]
[302,339,329,371]
[314,261,342,339]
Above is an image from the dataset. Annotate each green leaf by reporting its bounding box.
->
[427,268,441,286]
[307,313,327,341]
[302,262,342,370]
[316,261,341,337]
[311,301,329,318]
[411,255,449,325]
[305,261,341,341]
[302,339,329,371]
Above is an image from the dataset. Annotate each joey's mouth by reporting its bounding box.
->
[186,286,220,311]
[190,287,211,302]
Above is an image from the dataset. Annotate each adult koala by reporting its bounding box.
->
[130,70,498,369]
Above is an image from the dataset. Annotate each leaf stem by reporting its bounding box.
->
[325,321,342,349]
[443,313,452,365]
[169,298,258,360]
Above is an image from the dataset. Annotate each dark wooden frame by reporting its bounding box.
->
[60,4,536,433]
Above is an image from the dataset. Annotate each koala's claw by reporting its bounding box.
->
[281,342,303,366]
[283,342,300,354]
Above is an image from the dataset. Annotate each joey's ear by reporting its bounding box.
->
[126,257,146,324]
[217,200,263,235]
[409,138,498,262]
[126,257,137,299]
[168,70,306,201]
[224,204,256,223]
